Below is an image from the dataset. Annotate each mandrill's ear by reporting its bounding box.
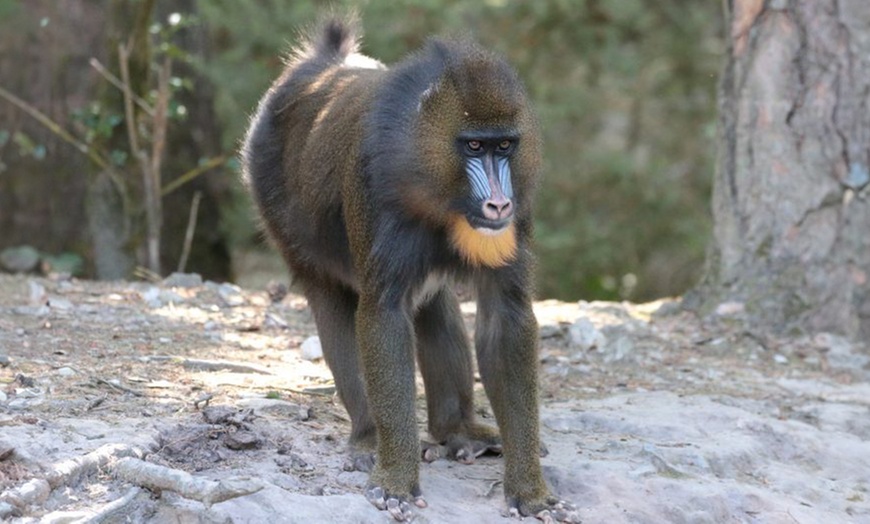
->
[418,80,441,113]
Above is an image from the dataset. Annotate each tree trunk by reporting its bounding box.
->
[694,0,870,338]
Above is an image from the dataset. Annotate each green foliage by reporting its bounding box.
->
[11,131,46,161]
[196,0,722,301]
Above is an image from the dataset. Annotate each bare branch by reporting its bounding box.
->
[161,155,228,197]
[0,85,109,170]
[88,58,154,117]
[178,191,202,273]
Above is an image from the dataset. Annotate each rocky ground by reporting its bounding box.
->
[0,272,868,523]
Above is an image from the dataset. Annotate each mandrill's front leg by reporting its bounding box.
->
[475,268,578,522]
[355,292,426,522]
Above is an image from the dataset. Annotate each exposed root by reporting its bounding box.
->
[113,457,263,507]
[0,442,262,518]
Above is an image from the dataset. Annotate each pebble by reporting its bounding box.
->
[28,280,46,305]
[264,312,289,329]
[715,301,745,316]
[56,367,76,377]
[773,354,788,365]
[48,297,74,310]
[568,317,606,351]
[215,283,246,307]
[225,430,261,450]
[300,336,323,361]
[0,245,40,273]
[140,286,162,308]
[163,272,203,288]
[0,355,9,367]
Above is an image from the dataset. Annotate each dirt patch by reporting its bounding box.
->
[0,273,868,522]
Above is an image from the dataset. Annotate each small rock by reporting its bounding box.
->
[3,478,50,508]
[0,245,40,273]
[139,286,162,308]
[202,406,236,425]
[0,391,6,402]
[539,324,563,339]
[47,297,74,310]
[264,312,289,329]
[216,283,246,307]
[56,367,76,377]
[276,452,314,472]
[163,272,203,288]
[300,336,323,361]
[224,430,261,451]
[267,281,289,303]
[336,471,368,488]
[603,335,635,363]
[158,290,185,304]
[568,317,605,351]
[815,332,870,371]
[773,354,788,365]
[0,355,10,367]
[28,280,46,305]
[715,301,745,316]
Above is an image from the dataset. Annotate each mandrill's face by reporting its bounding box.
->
[445,127,520,267]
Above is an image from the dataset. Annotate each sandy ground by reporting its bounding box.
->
[0,273,868,523]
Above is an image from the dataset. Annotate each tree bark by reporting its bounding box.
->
[694,0,870,338]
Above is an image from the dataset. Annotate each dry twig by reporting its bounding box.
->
[113,457,263,507]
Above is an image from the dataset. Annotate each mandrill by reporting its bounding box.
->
[242,17,574,522]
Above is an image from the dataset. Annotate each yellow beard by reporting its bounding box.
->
[449,216,517,267]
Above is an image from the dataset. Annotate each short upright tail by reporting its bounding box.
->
[303,16,360,61]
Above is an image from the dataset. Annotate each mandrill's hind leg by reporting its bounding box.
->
[302,278,377,472]
[415,288,502,464]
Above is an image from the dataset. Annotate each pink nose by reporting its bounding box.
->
[482,196,513,221]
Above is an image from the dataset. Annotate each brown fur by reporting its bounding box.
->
[242,18,562,520]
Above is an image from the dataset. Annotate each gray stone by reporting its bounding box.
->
[48,297,74,310]
[163,272,203,288]
[216,282,246,307]
[28,280,46,304]
[0,245,40,273]
[568,317,605,350]
[225,430,261,451]
[300,336,323,361]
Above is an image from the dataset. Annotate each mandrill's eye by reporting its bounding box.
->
[467,140,482,152]
[498,140,512,151]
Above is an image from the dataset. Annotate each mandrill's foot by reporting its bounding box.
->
[343,450,376,472]
[507,495,580,523]
[343,436,377,472]
[365,485,427,522]
[422,422,503,464]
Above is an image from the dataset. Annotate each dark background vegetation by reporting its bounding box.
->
[0,0,723,302]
